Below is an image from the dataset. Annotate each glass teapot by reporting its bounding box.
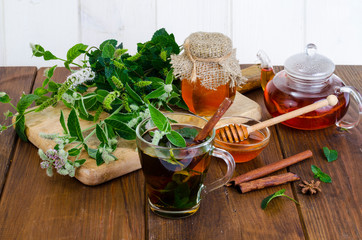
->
[264,43,361,130]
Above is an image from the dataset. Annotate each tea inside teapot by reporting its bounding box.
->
[264,44,361,130]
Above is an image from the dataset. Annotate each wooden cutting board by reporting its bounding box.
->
[22,91,261,185]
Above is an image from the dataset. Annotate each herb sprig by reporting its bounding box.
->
[311,165,332,183]
[0,28,188,177]
[261,189,299,210]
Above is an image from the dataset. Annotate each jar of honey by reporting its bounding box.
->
[264,43,361,130]
[171,32,244,117]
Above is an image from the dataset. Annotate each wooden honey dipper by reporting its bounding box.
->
[217,95,339,143]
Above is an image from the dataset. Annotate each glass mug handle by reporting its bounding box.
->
[335,86,362,129]
[203,147,235,194]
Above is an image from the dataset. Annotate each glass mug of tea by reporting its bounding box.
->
[136,112,235,218]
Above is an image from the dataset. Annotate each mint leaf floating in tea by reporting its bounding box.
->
[322,147,338,162]
[311,165,332,183]
[261,189,298,210]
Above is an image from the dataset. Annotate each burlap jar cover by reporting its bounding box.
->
[171,32,245,90]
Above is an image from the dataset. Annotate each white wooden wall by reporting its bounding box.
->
[0,0,362,67]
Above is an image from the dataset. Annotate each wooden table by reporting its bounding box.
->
[0,65,361,240]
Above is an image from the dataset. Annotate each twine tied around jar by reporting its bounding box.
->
[171,32,245,90]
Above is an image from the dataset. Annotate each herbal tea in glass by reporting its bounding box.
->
[136,108,235,218]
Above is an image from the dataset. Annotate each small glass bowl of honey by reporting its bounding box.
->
[214,116,270,163]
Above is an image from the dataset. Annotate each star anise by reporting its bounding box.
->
[299,180,322,195]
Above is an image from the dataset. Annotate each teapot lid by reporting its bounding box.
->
[284,43,335,80]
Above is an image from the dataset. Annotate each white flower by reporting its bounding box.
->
[66,68,95,89]
[0,92,6,97]
[127,117,140,128]
[61,92,75,104]
[130,104,139,111]
[164,84,173,93]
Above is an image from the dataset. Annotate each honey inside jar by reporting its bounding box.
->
[182,78,236,116]
[214,123,270,163]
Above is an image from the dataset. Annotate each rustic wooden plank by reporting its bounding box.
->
[0,67,37,195]
[274,65,362,239]
[0,68,145,239]
[147,65,305,239]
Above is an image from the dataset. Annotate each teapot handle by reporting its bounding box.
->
[335,86,362,129]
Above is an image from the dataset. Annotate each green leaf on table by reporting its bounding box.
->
[166,130,186,148]
[96,124,108,144]
[66,43,88,63]
[15,114,28,142]
[0,92,11,103]
[17,94,39,114]
[67,108,84,142]
[148,104,169,132]
[323,147,338,162]
[261,189,298,210]
[311,165,332,183]
[60,110,68,134]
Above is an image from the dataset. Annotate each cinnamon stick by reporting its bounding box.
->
[236,172,300,193]
[228,150,312,186]
[193,97,233,142]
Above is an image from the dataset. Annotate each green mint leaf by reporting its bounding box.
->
[34,87,49,96]
[323,147,338,162]
[148,104,168,131]
[96,124,108,144]
[311,165,332,183]
[60,110,68,134]
[44,65,57,79]
[0,92,11,103]
[104,119,136,140]
[102,43,116,59]
[43,51,58,60]
[176,128,199,139]
[261,189,298,210]
[66,43,88,62]
[17,94,39,114]
[74,159,86,167]
[48,81,60,92]
[15,114,28,142]
[4,110,13,119]
[145,86,166,100]
[165,69,173,84]
[96,149,104,166]
[100,39,117,50]
[84,144,97,159]
[125,82,144,104]
[31,44,44,57]
[68,148,81,156]
[166,130,186,148]
[67,108,84,142]
[261,189,285,209]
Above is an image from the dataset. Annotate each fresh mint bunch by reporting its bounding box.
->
[0,28,189,177]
